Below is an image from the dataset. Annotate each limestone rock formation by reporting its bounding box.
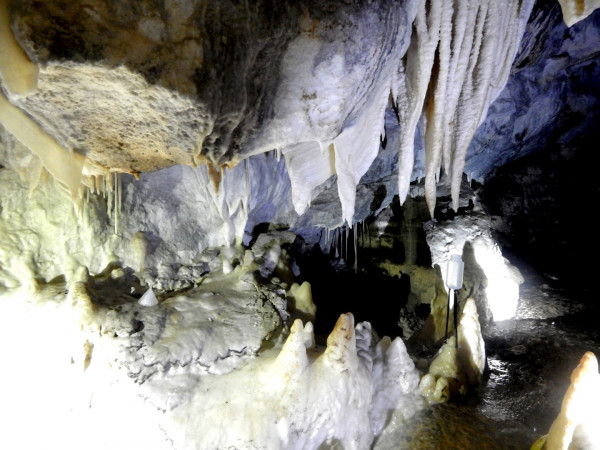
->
[0,1,600,447]
[534,351,600,450]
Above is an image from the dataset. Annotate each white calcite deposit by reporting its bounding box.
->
[165,315,424,449]
[538,351,600,450]
[0,239,428,450]
[423,188,524,326]
[1,1,599,448]
[0,0,537,231]
[419,298,486,404]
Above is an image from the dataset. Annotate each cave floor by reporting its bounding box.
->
[1,249,597,449]
[374,254,600,449]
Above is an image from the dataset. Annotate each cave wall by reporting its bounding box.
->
[465,0,600,181]
[470,3,600,286]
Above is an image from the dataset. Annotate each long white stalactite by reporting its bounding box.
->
[395,1,443,206]
[282,0,535,225]
[399,0,534,217]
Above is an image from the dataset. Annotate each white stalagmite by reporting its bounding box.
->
[543,351,600,450]
[419,297,486,403]
[456,297,486,385]
[323,313,359,372]
[138,287,158,307]
[287,281,317,322]
[270,319,311,385]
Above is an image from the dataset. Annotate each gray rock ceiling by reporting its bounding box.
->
[0,0,599,229]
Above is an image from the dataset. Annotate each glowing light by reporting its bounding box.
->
[472,236,520,321]
[0,289,171,450]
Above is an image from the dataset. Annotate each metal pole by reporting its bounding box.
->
[445,288,452,342]
[453,289,459,348]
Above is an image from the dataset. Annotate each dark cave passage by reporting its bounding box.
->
[290,199,433,344]
[299,257,411,343]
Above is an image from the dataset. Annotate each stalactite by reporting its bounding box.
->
[353,225,358,274]
[0,93,85,199]
[113,172,122,235]
[344,225,348,262]
[396,0,533,217]
[448,0,533,211]
[423,0,454,218]
[439,0,478,179]
[395,0,443,206]
[94,175,101,195]
[334,81,390,226]
[283,141,335,215]
[241,158,249,215]
[0,0,38,96]
[324,227,332,252]
[114,173,118,234]
[0,0,537,240]
[106,175,113,220]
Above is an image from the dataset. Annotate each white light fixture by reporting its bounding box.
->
[445,254,464,347]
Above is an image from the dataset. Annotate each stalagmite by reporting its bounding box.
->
[323,313,358,372]
[542,351,600,450]
[271,319,312,387]
[138,288,158,307]
[419,298,486,403]
[286,281,317,322]
[456,298,486,385]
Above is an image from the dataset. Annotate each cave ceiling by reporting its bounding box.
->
[0,0,599,225]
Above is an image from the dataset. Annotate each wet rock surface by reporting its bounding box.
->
[375,251,600,449]
[477,259,600,444]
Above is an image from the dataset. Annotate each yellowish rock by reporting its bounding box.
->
[544,351,600,449]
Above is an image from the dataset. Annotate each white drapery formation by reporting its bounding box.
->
[283,0,535,225]
[396,0,534,217]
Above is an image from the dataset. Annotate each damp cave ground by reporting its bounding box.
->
[288,238,600,448]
